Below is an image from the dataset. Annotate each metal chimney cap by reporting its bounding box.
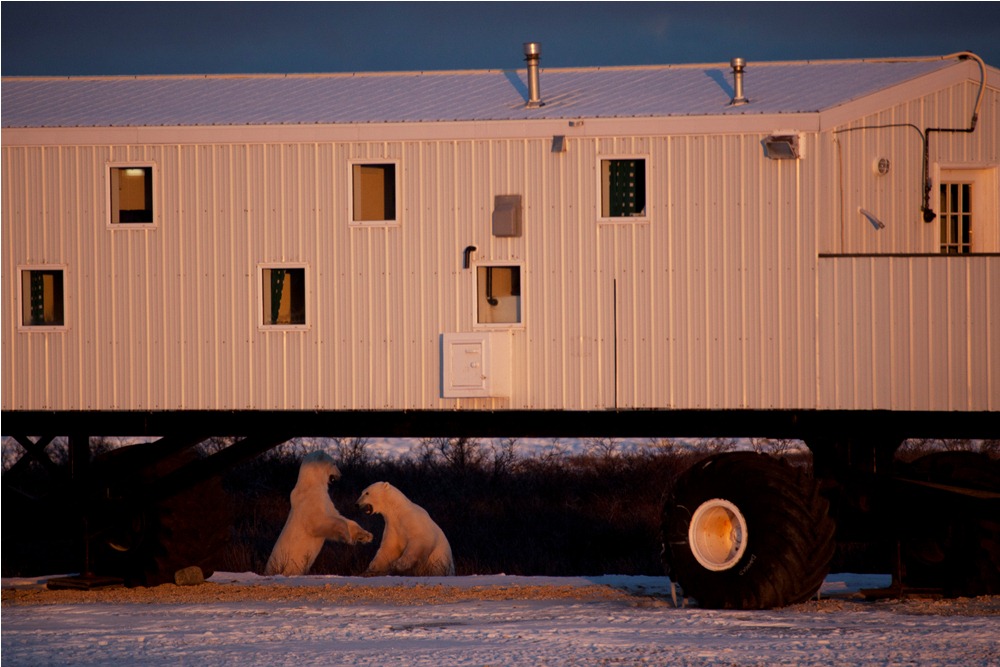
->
[524,42,543,107]
[730,57,748,106]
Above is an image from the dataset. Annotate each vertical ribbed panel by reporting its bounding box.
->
[818,256,998,411]
[3,78,997,414]
[823,81,996,256]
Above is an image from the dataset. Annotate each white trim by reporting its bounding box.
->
[1,114,827,147]
[821,59,989,131]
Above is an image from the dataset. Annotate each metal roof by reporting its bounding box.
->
[0,58,960,129]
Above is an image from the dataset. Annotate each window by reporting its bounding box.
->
[351,162,397,223]
[261,267,306,326]
[601,158,646,218]
[940,182,971,254]
[477,265,521,325]
[109,165,154,225]
[20,268,65,327]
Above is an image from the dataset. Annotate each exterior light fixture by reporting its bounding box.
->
[763,134,801,160]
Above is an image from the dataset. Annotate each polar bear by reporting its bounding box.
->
[264,451,373,576]
[355,481,455,576]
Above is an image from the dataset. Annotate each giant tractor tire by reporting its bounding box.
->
[661,452,836,609]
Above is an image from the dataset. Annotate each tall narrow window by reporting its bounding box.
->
[940,182,971,253]
[477,265,521,325]
[261,267,306,326]
[21,269,65,327]
[109,165,154,224]
[352,162,397,223]
[601,158,646,218]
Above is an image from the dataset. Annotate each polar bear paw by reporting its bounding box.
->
[350,524,374,544]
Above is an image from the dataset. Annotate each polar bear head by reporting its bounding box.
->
[355,481,401,515]
[297,450,341,489]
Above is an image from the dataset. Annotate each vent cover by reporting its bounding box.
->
[492,195,523,237]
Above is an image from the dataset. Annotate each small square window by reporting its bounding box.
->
[601,158,646,218]
[477,265,521,325]
[21,269,65,327]
[351,162,397,223]
[109,165,154,224]
[261,267,306,326]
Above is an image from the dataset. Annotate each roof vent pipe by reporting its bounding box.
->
[730,57,748,106]
[524,42,543,108]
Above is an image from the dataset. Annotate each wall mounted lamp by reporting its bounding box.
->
[763,134,802,160]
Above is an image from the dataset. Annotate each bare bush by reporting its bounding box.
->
[331,436,373,469]
[488,438,519,477]
[424,436,487,472]
[981,439,1000,459]
[895,438,989,462]
[702,437,738,455]
[642,437,687,456]
[586,437,620,460]
[3,436,822,579]
[749,438,800,456]
[207,439,711,579]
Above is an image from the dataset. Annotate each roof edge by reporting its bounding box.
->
[0,114,828,146]
[2,52,992,83]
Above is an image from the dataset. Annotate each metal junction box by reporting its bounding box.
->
[492,194,522,237]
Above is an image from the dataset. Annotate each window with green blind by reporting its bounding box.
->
[601,158,646,218]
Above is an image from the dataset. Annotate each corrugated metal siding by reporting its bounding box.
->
[3,131,819,413]
[812,77,1000,412]
[3,81,997,415]
[817,256,998,411]
[822,80,1000,255]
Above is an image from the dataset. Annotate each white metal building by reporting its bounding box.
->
[3,50,998,433]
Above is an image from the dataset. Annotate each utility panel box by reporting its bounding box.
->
[441,332,512,398]
[492,195,522,237]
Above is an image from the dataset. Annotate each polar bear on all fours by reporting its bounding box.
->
[264,451,373,576]
[355,481,455,577]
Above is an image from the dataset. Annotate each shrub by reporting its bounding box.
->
[218,440,702,577]
[1,437,828,579]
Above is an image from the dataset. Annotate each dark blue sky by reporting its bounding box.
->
[3,2,1000,76]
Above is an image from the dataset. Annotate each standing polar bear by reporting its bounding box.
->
[356,482,455,576]
[264,451,372,576]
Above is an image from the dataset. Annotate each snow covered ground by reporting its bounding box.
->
[3,572,998,666]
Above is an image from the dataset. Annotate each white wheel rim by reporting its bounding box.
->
[688,498,748,571]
